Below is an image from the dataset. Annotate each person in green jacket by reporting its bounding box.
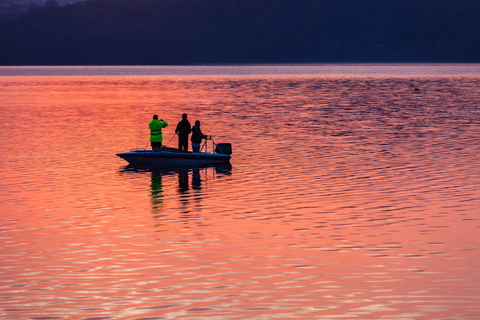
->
[149,115,168,150]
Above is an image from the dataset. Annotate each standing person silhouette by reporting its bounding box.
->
[191,120,208,153]
[149,115,168,150]
[175,113,191,151]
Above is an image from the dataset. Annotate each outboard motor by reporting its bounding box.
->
[215,143,232,155]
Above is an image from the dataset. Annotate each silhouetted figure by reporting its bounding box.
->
[191,120,208,153]
[149,115,168,150]
[175,113,191,151]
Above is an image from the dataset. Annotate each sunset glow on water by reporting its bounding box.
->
[1,66,480,319]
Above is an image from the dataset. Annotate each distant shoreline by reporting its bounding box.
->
[3,1,479,66]
[1,64,480,77]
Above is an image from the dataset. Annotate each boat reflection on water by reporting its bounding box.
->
[119,164,232,229]
[176,167,207,192]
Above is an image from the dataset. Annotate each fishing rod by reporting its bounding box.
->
[165,132,177,147]
[145,132,176,149]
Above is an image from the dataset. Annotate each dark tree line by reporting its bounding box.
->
[0,0,479,65]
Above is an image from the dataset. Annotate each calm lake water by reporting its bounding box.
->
[1,65,480,319]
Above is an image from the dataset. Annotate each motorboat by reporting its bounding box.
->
[117,139,232,168]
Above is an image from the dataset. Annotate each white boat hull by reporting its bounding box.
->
[117,149,231,168]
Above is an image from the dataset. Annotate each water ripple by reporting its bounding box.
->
[1,71,479,319]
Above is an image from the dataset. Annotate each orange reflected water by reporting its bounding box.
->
[1,71,480,319]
